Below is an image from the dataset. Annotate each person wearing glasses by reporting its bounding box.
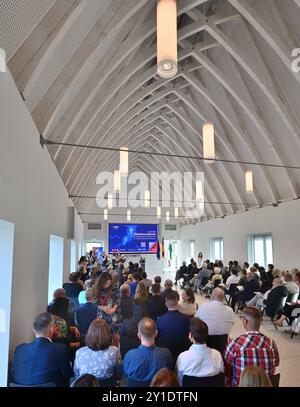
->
[224,307,280,387]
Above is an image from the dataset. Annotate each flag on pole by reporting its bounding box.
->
[156,240,160,260]
[162,237,165,259]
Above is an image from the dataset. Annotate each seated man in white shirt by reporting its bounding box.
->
[176,318,224,385]
[195,288,235,335]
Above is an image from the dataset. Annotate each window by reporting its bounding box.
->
[210,237,223,260]
[189,240,195,259]
[48,235,64,303]
[70,240,76,273]
[0,220,14,387]
[248,234,273,268]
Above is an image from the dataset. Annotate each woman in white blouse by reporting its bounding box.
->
[74,319,121,381]
[177,288,198,316]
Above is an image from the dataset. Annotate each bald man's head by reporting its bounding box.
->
[53,288,66,299]
[211,287,225,302]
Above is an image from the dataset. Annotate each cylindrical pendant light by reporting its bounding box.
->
[114,170,120,193]
[104,209,108,220]
[144,190,150,208]
[127,210,131,221]
[203,122,215,163]
[157,206,161,220]
[157,0,177,79]
[166,211,170,222]
[174,207,178,218]
[108,194,113,209]
[120,147,128,175]
[245,171,253,193]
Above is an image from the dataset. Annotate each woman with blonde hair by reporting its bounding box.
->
[239,366,273,387]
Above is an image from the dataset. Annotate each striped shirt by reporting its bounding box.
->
[224,331,280,386]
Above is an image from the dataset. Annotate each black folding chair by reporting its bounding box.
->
[182,373,225,387]
[225,284,239,306]
[156,336,191,363]
[206,334,228,356]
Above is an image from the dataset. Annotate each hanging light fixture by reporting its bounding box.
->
[108,193,113,209]
[174,207,178,218]
[203,122,215,163]
[144,190,150,208]
[120,147,128,175]
[104,209,108,220]
[166,211,170,222]
[157,0,177,79]
[157,206,161,220]
[127,210,131,221]
[245,171,253,193]
[114,170,120,193]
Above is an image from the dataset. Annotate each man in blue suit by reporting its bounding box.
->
[12,312,72,387]
[75,289,98,337]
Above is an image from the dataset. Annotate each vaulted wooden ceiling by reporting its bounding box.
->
[1,0,300,224]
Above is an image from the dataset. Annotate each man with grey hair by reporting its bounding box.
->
[12,312,71,386]
[194,262,212,292]
[195,288,235,335]
[123,318,173,385]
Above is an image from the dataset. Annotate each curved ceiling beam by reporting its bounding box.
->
[42,0,208,143]
[227,0,300,85]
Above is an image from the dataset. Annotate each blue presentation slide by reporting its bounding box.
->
[109,223,158,254]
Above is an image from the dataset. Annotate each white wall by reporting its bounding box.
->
[179,199,300,269]
[0,69,84,357]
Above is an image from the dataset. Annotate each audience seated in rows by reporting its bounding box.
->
[195,288,235,336]
[160,279,179,302]
[238,366,272,388]
[119,284,134,320]
[123,318,173,386]
[75,289,98,338]
[176,318,224,385]
[12,312,72,387]
[230,271,259,312]
[63,272,83,310]
[177,288,198,317]
[156,292,190,339]
[73,319,121,382]
[145,283,167,321]
[71,374,99,387]
[150,368,180,387]
[224,307,279,386]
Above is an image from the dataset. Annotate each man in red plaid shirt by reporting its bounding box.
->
[225,306,280,386]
